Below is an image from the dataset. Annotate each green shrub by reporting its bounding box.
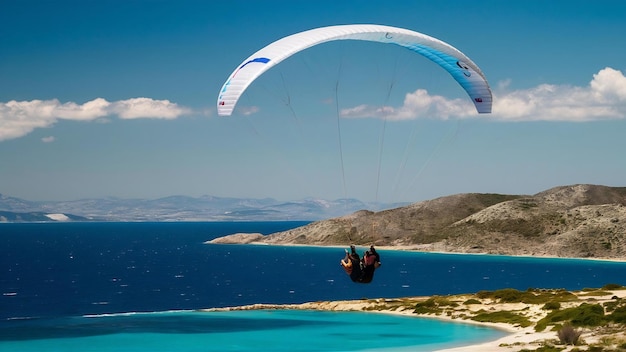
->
[570,303,606,326]
[463,298,481,305]
[493,288,526,302]
[536,346,565,352]
[471,310,532,327]
[413,298,439,314]
[476,288,577,305]
[418,298,437,307]
[608,305,626,323]
[586,347,605,352]
[413,296,459,314]
[543,301,561,310]
[433,297,459,307]
[603,300,620,313]
[520,346,565,352]
[601,283,623,290]
[476,290,493,299]
[581,290,613,297]
[536,303,606,331]
[528,290,578,304]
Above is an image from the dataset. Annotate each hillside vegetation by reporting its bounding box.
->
[211,184,626,259]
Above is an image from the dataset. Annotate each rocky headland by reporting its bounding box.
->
[209,184,626,260]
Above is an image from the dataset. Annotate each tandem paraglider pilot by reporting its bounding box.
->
[341,245,381,284]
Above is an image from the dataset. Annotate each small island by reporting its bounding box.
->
[204,285,626,352]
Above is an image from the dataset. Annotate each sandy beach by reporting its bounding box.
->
[204,288,626,352]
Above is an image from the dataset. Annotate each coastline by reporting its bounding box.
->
[203,238,626,350]
[202,288,626,352]
[207,237,626,263]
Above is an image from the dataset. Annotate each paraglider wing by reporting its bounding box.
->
[217,24,492,116]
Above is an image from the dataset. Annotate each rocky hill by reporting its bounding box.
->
[210,184,626,259]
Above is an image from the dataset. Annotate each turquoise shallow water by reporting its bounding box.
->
[1,310,507,351]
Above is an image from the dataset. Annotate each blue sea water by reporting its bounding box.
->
[2,222,625,351]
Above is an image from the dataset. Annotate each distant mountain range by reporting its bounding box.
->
[0,193,409,222]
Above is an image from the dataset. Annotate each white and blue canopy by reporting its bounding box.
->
[217,24,492,116]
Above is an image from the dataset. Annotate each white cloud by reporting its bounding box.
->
[0,97,192,141]
[237,106,260,116]
[41,136,55,143]
[110,98,191,119]
[54,98,111,120]
[340,89,474,120]
[2,68,625,141]
[340,67,626,122]
[590,67,626,100]
[494,67,626,121]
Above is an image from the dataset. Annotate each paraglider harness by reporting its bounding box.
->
[347,246,381,284]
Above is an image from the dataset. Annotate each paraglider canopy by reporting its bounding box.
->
[217,24,492,116]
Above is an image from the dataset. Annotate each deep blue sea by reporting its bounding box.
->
[2,222,625,351]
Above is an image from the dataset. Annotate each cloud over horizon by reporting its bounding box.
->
[2,68,625,142]
[340,67,626,122]
[0,97,192,141]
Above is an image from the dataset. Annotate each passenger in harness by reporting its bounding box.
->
[340,245,381,284]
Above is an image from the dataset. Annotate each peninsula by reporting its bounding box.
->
[209,184,626,260]
[204,285,626,352]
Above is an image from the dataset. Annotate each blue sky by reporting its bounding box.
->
[1,0,626,203]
